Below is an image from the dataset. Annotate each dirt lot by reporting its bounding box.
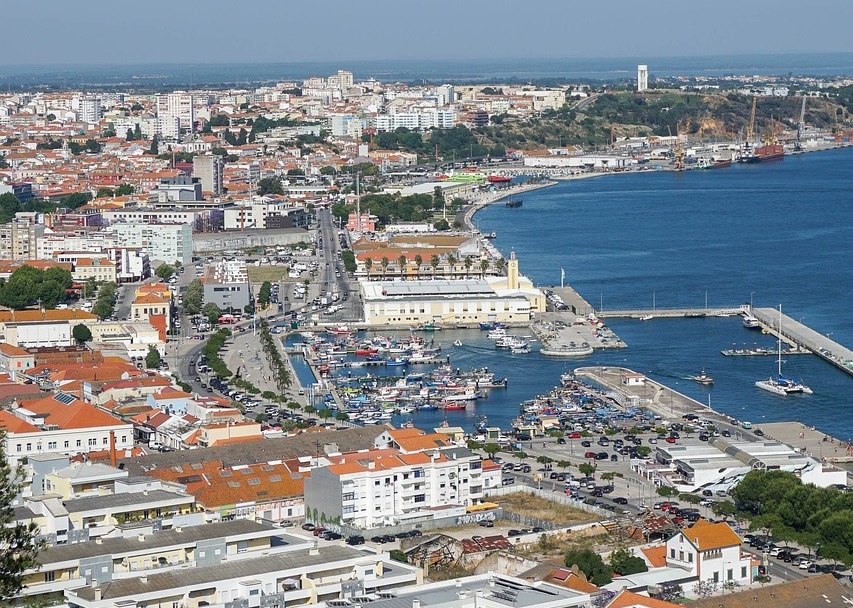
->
[496,492,598,526]
[247,266,290,283]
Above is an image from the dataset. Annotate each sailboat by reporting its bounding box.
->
[755,305,813,396]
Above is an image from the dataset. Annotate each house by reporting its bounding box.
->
[0,342,35,379]
[605,588,682,608]
[691,574,853,608]
[130,293,171,330]
[145,386,193,415]
[664,519,752,588]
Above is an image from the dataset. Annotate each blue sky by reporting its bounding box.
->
[3,0,852,65]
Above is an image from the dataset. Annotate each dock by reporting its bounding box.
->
[751,307,853,377]
[595,305,748,319]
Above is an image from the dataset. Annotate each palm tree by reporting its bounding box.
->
[463,257,473,278]
[480,259,490,278]
[398,255,407,280]
[430,255,440,279]
[495,257,506,274]
[446,255,456,279]
[414,254,423,279]
[380,257,389,279]
[364,257,373,281]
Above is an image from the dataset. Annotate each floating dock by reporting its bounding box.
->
[595,305,747,319]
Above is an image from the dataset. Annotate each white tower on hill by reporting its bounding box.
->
[637,65,649,92]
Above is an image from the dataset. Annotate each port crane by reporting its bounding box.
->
[794,96,807,151]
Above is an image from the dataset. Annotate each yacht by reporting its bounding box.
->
[755,305,812,396]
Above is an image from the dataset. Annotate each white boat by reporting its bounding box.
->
[539,342,594,357]
[444,388,482,401]
[453,339,463,347]
[743,314,761,329]
[639,314,654,321]
[487,328,508,340]
[755,305,812,396]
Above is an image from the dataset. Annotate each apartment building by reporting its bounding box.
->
[192,154,224,196]
[155,92,194,140]
[0,393,132,466]
[304,442,487,530]
[72,257,117,283]
[0,220,45,260]
[111,222,192,265]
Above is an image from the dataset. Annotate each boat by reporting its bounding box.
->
[743,314,761,329]
[326,324,352,335]
[755,305,812,396]
[510,343,531,354]
[385,357,408,366]
[639,314,654,321]
[689,370,714,385]
[539,342,594,357]
[711,158,732,169]
[483,232,497,239]
[754,143,785,162]
[442,401,467,411]
[487,175,512,183]
[355,348,378,356]
[453,339,463,347]
[505,199,522,208]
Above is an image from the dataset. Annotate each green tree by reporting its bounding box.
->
[480,258,490,277]
[96,187,115,199]
[155,264,175,281]
[482,443,501,458]
[656,485,678,497]
[126,128,135,141]
[578,463,597,478]
[430,254,440,278]
[446,255,456,278]
[0,278,34,310]
[72,323,92,343]
[148,134,159,155]
[258,281,272,306]
[145,346,161,369]
[609,547,648,575]
[85,139,101,153]
[711,500,738,519]
[257,177,284,196]
[0,433,43,600]
[398,255,407,279]
[203,302,222,325]
[131,103,143,112]
[0,193,22,224]
[37,279,66,309]
[335,412,349,422]
[380,257,389,279]
[184,278,204,315]
[564,548,612,585]
[114,183,135,196]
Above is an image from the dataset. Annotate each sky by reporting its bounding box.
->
[3,0,853,66]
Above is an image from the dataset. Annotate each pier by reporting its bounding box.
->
[595,305,748,319]
[751,307,853,377]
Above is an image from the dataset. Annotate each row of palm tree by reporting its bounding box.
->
[362,254,506,280]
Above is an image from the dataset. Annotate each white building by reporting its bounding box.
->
[665,519,753,588]
[202,259,252,310]
[0,393,132,467]
[638,64,649,92]
[155,91,194,139]
[193,154,224,196]
[111,222,193,265]
[79,96,102,125]
[304,432,489,530]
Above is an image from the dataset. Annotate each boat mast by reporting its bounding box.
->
[776,304,783,377]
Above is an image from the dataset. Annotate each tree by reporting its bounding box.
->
[155,264,175,281]
[480,258,490,277]
[114,183,135,196]
[126,128,135,141]
[609,547,648,575]
[414,254,423,278]
[380,257,389,279]
[578,463,597,478]
[430,254,441,278]
[257,177,284,196]
[600,471,617,484]
[711,500,738,519]
[38,280,66,309]
[335,412,349,422]
[0,193,22,224]
[398,255,407,279]
[495,257,506,274]
[446,255,456,279]
[364,257,373,280]
[96,187,115,199]
[463,256,473,278]
[0,432,43,600]
[564,548,612,585]
[483,443,501,458]
[72,323,92,343]
[258,281,272,306]
[557,459,571,471]
[203,302,222,325]
[184,279,204,315]
[0,278,33,310]
[145,346,161,369]
[148,134,159,155]
[434,218,450,231]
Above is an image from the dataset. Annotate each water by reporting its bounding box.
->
[475,148,853,438]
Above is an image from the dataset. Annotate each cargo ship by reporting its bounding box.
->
[753,143,785,162]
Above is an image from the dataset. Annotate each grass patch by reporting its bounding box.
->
[247,266,290,283]
[497,492,597,526]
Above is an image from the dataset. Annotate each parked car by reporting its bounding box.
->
[478,519,494,528]
[613,497,629,505]
[301,523,316,531]
[346,536,365,545]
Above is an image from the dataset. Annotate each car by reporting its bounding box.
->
[613,497,629,505]
[592,488,603,497]
[557,437,566,444]
[301,523,316,531]
[508,529,522,537]
[665,437,677,443]
[312,527,327,536]
[799,560,813,570]
[754,428,765,436]
[648,438,658,444]
[569,432,582,439]
[610,454,619,461]
[323,531,343,541]
[411,529,422,537]
[602,485,614,494]
[702,489,713,497]
[382,534,396,543]
[595,452,609,460]
[581,441,592,447]
[478,519,494,528]
[807,563,820,573]
[584,451,597,459]
[722,429,732,437]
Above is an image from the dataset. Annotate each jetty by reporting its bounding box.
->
[595,305,748,319]
[751,307,853,377]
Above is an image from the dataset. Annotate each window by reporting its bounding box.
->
[713,571,719,583]
[103,437,109,445]
[679,550,684,561]
[741,566,747,578]
[414,495,426,503]
[48,442,57,450]
[64,441,69,448]
[88,438,97,447]
[25,443,31,451]
[670,548,675,559]
[76,440,82,447]
[44,571,55,583]
[727,569,733,581]
[15,444,21,453]
[688,553,693,563]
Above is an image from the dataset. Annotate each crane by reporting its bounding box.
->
[794,96,807,151]
[746,96,757,146]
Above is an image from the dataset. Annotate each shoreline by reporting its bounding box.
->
[460,180,557,232]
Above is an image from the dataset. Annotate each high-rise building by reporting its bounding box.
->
[79,96,102,124]
[638,64,649,92]
[155,92,194,139]
[192,155,224,196]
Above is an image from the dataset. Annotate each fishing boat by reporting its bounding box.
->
[385,357,408,366]
[326,324,352,335]
[442,401,467,411]
[505,199,522,208]
[755,305,812,396]
[487,175,512,183]
[689,370,714,385]
[355,348,378,356]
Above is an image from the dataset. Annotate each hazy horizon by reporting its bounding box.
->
[2,0,851,67]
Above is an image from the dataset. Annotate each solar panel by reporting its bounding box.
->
[53,393,76,405]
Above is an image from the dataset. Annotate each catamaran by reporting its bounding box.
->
[755,305,813,396]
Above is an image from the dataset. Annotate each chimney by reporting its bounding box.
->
[140,574,148,583]
[95,537,103,544]
[94,587,102,602]
[412,600,420,608]
[109,430,117,468]
[138,533,145,542]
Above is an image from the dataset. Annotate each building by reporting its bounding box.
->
[111,222,192,265]
[202,259,251,311]
[0,309,98,348]
[223,201,310,230]
[152,176,203,202]
[304,441,487,530]
[638,65,649,92]
[665,519,752,588]
[130,293,171,330]
[0,393,132,466]
[155,92,194,139]
[692,574,853,608]
[0,220,45,260]
[72,257,117,283]
[192,154,224,196]
[79,96,101,124]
